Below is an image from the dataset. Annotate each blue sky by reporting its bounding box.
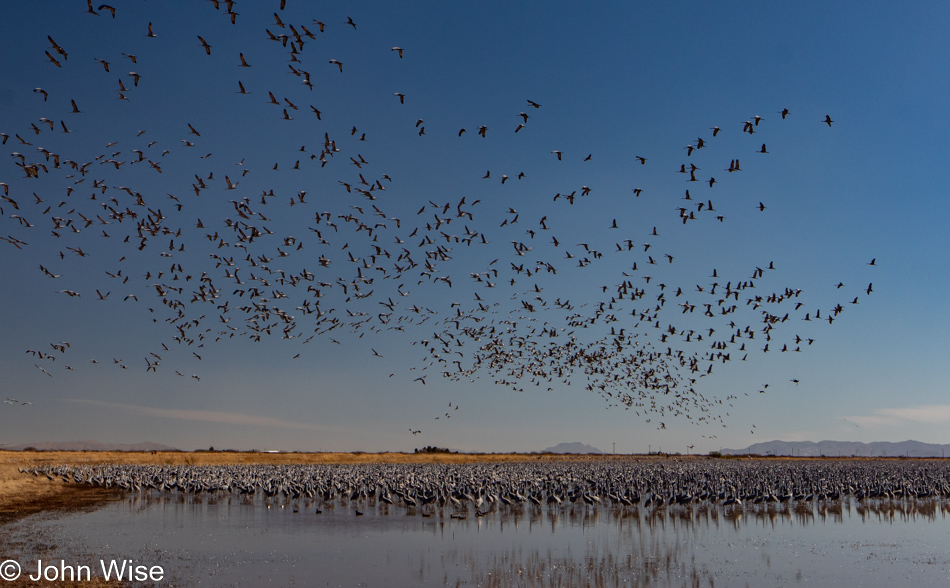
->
[1,1,948,453]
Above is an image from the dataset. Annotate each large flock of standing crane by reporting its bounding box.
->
[24,459,950,517]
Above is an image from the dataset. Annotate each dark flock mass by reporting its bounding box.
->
[2,1,874,429]
[22,460,950,517]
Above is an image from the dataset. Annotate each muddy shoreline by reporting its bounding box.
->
[0,454,130,587]
[0,486,126,587]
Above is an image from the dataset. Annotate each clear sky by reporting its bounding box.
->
[1,1,948,454]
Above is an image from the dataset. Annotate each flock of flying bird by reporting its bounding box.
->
[1,1,873,436]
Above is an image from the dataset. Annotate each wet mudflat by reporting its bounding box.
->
[4,492,950,587]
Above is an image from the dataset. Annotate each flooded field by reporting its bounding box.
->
[5,460,950,586]
[5,492,950,587]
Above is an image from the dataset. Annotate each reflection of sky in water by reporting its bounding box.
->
[7,496,950,587]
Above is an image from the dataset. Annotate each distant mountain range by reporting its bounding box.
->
[9,439,944,457]
[1,440,178,452]
[722,440,950,458]
[542,442,604,454]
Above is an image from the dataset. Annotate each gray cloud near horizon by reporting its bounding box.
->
[67,399,322,431]
[845,405,950,427]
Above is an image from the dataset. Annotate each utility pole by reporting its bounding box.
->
[648,444,651,455]
[612,442,616,454]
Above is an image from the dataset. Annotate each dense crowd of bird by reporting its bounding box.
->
[21,460,950,517]
[1,1,873,430]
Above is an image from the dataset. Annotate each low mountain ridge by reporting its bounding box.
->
[542,442,604,454]
[721,440,950,458]
[3,440,178,452]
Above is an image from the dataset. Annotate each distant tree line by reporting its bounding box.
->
[414,446,455,454]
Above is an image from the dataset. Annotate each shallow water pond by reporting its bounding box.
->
[4,495,950,587]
